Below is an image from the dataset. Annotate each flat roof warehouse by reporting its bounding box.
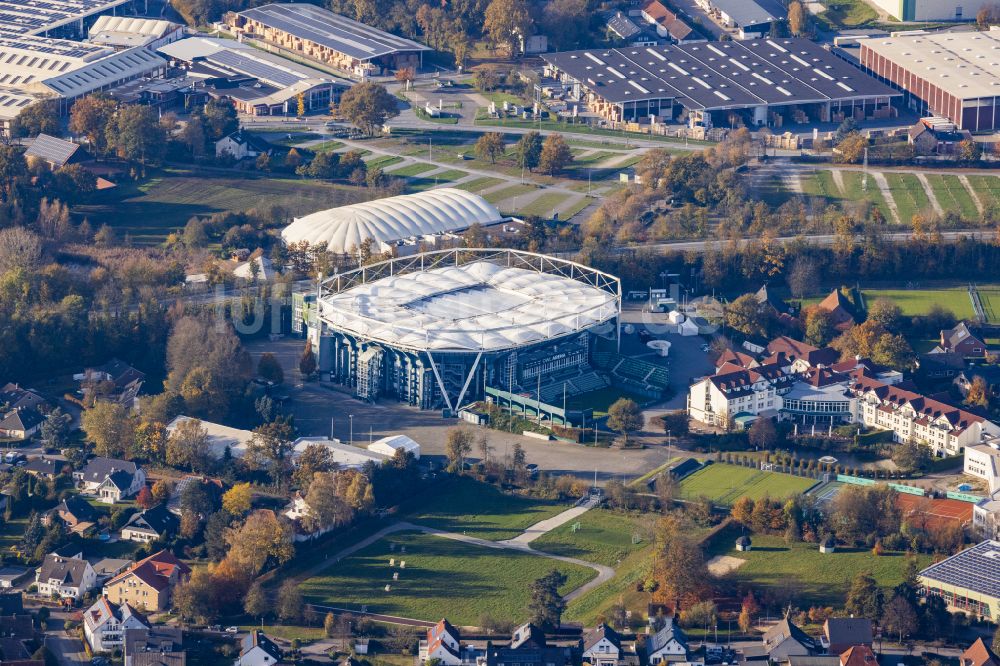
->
[542,38,898,111]
[0,0,130,35]
[235,3,429,62]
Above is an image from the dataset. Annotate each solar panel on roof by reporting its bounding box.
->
[207,48,302,87]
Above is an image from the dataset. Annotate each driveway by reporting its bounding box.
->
[45,634,88,666]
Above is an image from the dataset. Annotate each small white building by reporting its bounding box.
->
[233,256,274,282]
[368,434,421,460]
[582,624,622,666]
[166,416,255,459]
[647,619,689,664]
[292,437,388,470]
[83,596,149,652]
[215,130,272,161]
[237,629,283,666]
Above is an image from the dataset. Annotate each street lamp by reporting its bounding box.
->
[349,414,354,446]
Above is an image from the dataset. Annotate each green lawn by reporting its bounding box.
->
[483,184,539,206]
[925,174,979,221]
[386,162,438,177]
[678,463,816,506]
[311,140,345,153]
[299,530,595,625]
[518,192,570,218]
[979,287,1000,324]
[531,509,652,567]
[967,175,1000,208]
[816,0,878,28]
[840,171,892,222]
[72,172,368,245]
[861,288,974,318]
[560,196,596,220]
[705,529,932,608]
[408,477,568,540]
[365,155,404,170]
[566,387,648,418]
[454,176,505,193]
[801,170,841,199]
[885,173,932,225]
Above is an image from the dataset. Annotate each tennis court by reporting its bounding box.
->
[896,493,973,529]
[810,480,844,505]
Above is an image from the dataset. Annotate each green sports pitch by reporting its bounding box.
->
[678,463,816,506]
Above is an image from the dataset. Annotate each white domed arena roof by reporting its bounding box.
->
[281,188,503,254]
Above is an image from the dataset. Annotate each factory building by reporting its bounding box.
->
[859,30,1000,131]
[541,38,898,130]
[224,3,430,79]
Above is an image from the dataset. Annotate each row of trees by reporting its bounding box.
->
[474,131,574,175]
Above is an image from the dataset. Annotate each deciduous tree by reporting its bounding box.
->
[475,132,507,164]
[538,133,572,175]
[82,401,135,459]
[69,95,117,155]
[340,83,399,136]
[222,482,254,516]
[513,131,542,171]
[606,398,644,446]
[528,570,566,630]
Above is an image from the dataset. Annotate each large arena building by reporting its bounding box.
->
[304,249,622,416]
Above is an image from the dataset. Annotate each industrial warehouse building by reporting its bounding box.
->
[859,30,1000,131]
[281,188,507,255]
[541,38,899,130]
[0,0,138,37]
[158,37,345,115]
[224,3,430,79]
[865,0,985,21]
[305,248,621,416]
[87,15,184,50]
[0,34,166,134]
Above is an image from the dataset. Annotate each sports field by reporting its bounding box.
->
[531,509,653,567]
[299,530,595,625]
[862,288,974,318]
[896,493,973,530]
[978,286,1000,323]
[73,172,368,246]
[705,528,932,607]
[408,477,569,541]
[677,463,816,506]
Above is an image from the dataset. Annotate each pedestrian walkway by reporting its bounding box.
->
[500,496,599,545]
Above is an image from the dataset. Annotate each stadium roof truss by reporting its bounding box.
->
[316,248,622,414]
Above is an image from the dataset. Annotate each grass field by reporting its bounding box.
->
[965,175,1000,208]
[678,463,816,506]
[73,172,367,245]
[299,530,595,625]
[862,288,974,318]
[531,509,653,567]
[566,387,648,418]
[386,162,438,177]
[801,170,840,199]
[483,184,539,206]
[979,287,1000,323]
[519,192,571,218]
[705,529,932,607]
[408,477,568,540]
[365,155,404,170]
[560,196,596,219]
[925,174,979,221]
[455,176,504,193]
[885,173,932,225]
[840,171,892,222]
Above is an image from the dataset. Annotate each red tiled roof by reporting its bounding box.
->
[840,645,878,666]
[851,373,984,429]
[107,550,191,592]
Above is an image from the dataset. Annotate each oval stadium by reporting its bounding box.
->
[301,249,622,416]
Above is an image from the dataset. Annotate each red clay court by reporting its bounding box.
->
[896,493,973,529]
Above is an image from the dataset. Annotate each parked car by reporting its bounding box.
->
[225,626,239,634]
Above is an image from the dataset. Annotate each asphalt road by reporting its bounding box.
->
[45,634,88,666]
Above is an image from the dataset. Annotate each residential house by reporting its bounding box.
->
[104,550,191,612]
[50,495,99,533]
[124,626,186,666]
[0,614,40,664]
[83,596,150,652]
[583,624,622,666]
[122,505,179,543]
[763,617,816,663]
[956,366,1000,399]
[816,289,859,332]
[92,558,133,586]
[0,384,48,413]
[0,408,44,440]
[907,120,972,156]
[35,553,96,600]
[236,629,283,666]
[75,457,146,503]
[420,619,462,666]
[77,359,145,407]
[23,457,67,480]
[283,493,334,542]
[960,638,1000,666]
[215,130,272,161]
[916,352,966,382]
[166,475,224,515]
[638,0,695,42]
[755,284,789,314]
[646,619,689,664]
[484,623,578,666]
[907,122,939,155]
[822,618,873,654]
[938,322,988,358]
[839,646,878,666]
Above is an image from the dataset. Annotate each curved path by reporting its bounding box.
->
[293,499,612,611]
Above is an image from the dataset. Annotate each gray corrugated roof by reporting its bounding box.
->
[237,3,429,61]
[708,0,782,27]
[24,133,78,168]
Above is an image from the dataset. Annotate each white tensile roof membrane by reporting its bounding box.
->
[281,188,503,254]
[319,260,618,352]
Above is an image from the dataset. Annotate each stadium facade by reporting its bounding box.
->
[302,249,622,416]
